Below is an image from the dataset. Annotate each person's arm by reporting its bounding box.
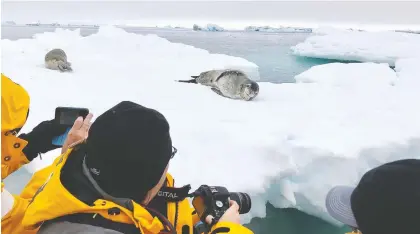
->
[209,221,254,234]
[1,119,69,180]
[194,200,254,234]
[1,115,92,233]
[1,136,30,180]
[18,119,70,161]
[18,114,93,200]
[2,112,93,181]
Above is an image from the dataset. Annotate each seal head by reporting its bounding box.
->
[240,82,259,101]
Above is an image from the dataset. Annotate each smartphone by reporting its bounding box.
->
[52,107,89,146]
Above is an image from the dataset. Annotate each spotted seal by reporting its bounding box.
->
[177,69,259,101]
[44,48,72,72]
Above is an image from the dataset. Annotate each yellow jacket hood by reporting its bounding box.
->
[1,73,30,133]
[1,74,30,179]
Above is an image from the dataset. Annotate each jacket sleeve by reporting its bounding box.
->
[1,137,30,180]
[189,201,254,234]
[1,156,29,180]
[1,158,57,234]
[189,206,254,234]
[1,188,33,234]
[209,221,254,234]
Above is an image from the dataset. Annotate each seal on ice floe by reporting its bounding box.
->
[44,48,72,72]
[176,69,259,101]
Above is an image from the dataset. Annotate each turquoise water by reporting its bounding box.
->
[2,25,350,234]
[2,26,333,83]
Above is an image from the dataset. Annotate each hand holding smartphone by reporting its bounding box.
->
[52,107,89,146]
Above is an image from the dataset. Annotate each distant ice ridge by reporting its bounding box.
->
[3,26,420,226]
[395,29,420,34]
[291,27,420,67]
[3,20,16,25]
[4,20,315,34]
[245,26,312,33]
[190,24,312,32]
[192,23,225,32]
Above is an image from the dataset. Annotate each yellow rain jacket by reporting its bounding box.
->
[1,73,31,179]
[346,231,362,234]
[1,74,253,234]
[20,149,253,234]
[1,73,37,234]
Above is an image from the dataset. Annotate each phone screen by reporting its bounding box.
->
[56,108,89,126]
[59,110,85,125]
[52,107,89,146]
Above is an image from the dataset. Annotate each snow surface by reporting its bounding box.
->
[3,26,420,225]
[292,27,420,67]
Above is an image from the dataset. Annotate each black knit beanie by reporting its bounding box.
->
[85,101,173,203]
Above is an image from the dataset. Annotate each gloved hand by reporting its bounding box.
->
[18,119,70,161]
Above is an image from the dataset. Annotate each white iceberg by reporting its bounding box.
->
[192,23,225,32]
[291,27,420,67]
[2,26,420,225]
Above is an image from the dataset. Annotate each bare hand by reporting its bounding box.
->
[61,113,93,153]
[205,200,241,225]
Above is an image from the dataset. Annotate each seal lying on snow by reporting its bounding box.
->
[177,69,259,101]
[45,48,72,72]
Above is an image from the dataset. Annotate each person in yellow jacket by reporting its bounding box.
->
[1,73,93,233]
[1,74,75,180]
[325,159,420,234]
[2,74,251,234]
[16,101,254,234]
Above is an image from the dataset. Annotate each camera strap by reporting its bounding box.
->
[156,185,191,202]
[82,156,177,233]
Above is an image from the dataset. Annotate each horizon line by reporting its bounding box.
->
[2,20,420,32]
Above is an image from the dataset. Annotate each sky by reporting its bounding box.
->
[2,1,420,30]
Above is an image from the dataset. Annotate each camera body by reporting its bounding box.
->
[191,185,251,228]
[192,185,231,222]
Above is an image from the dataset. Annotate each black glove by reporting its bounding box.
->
[19,119,70,161]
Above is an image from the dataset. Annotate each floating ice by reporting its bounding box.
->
[289,28,420,224]
[291,28,420,67]
[2,26,420,225]
[192,24,225,32]
[244,26,312,33]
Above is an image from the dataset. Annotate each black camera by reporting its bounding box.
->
[191,185,251,227]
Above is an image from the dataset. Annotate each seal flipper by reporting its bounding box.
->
[57,61,73,72]
[176,77,198,84]
[211,87,230,99]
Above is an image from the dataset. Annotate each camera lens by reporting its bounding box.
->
[229,192,251,214]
